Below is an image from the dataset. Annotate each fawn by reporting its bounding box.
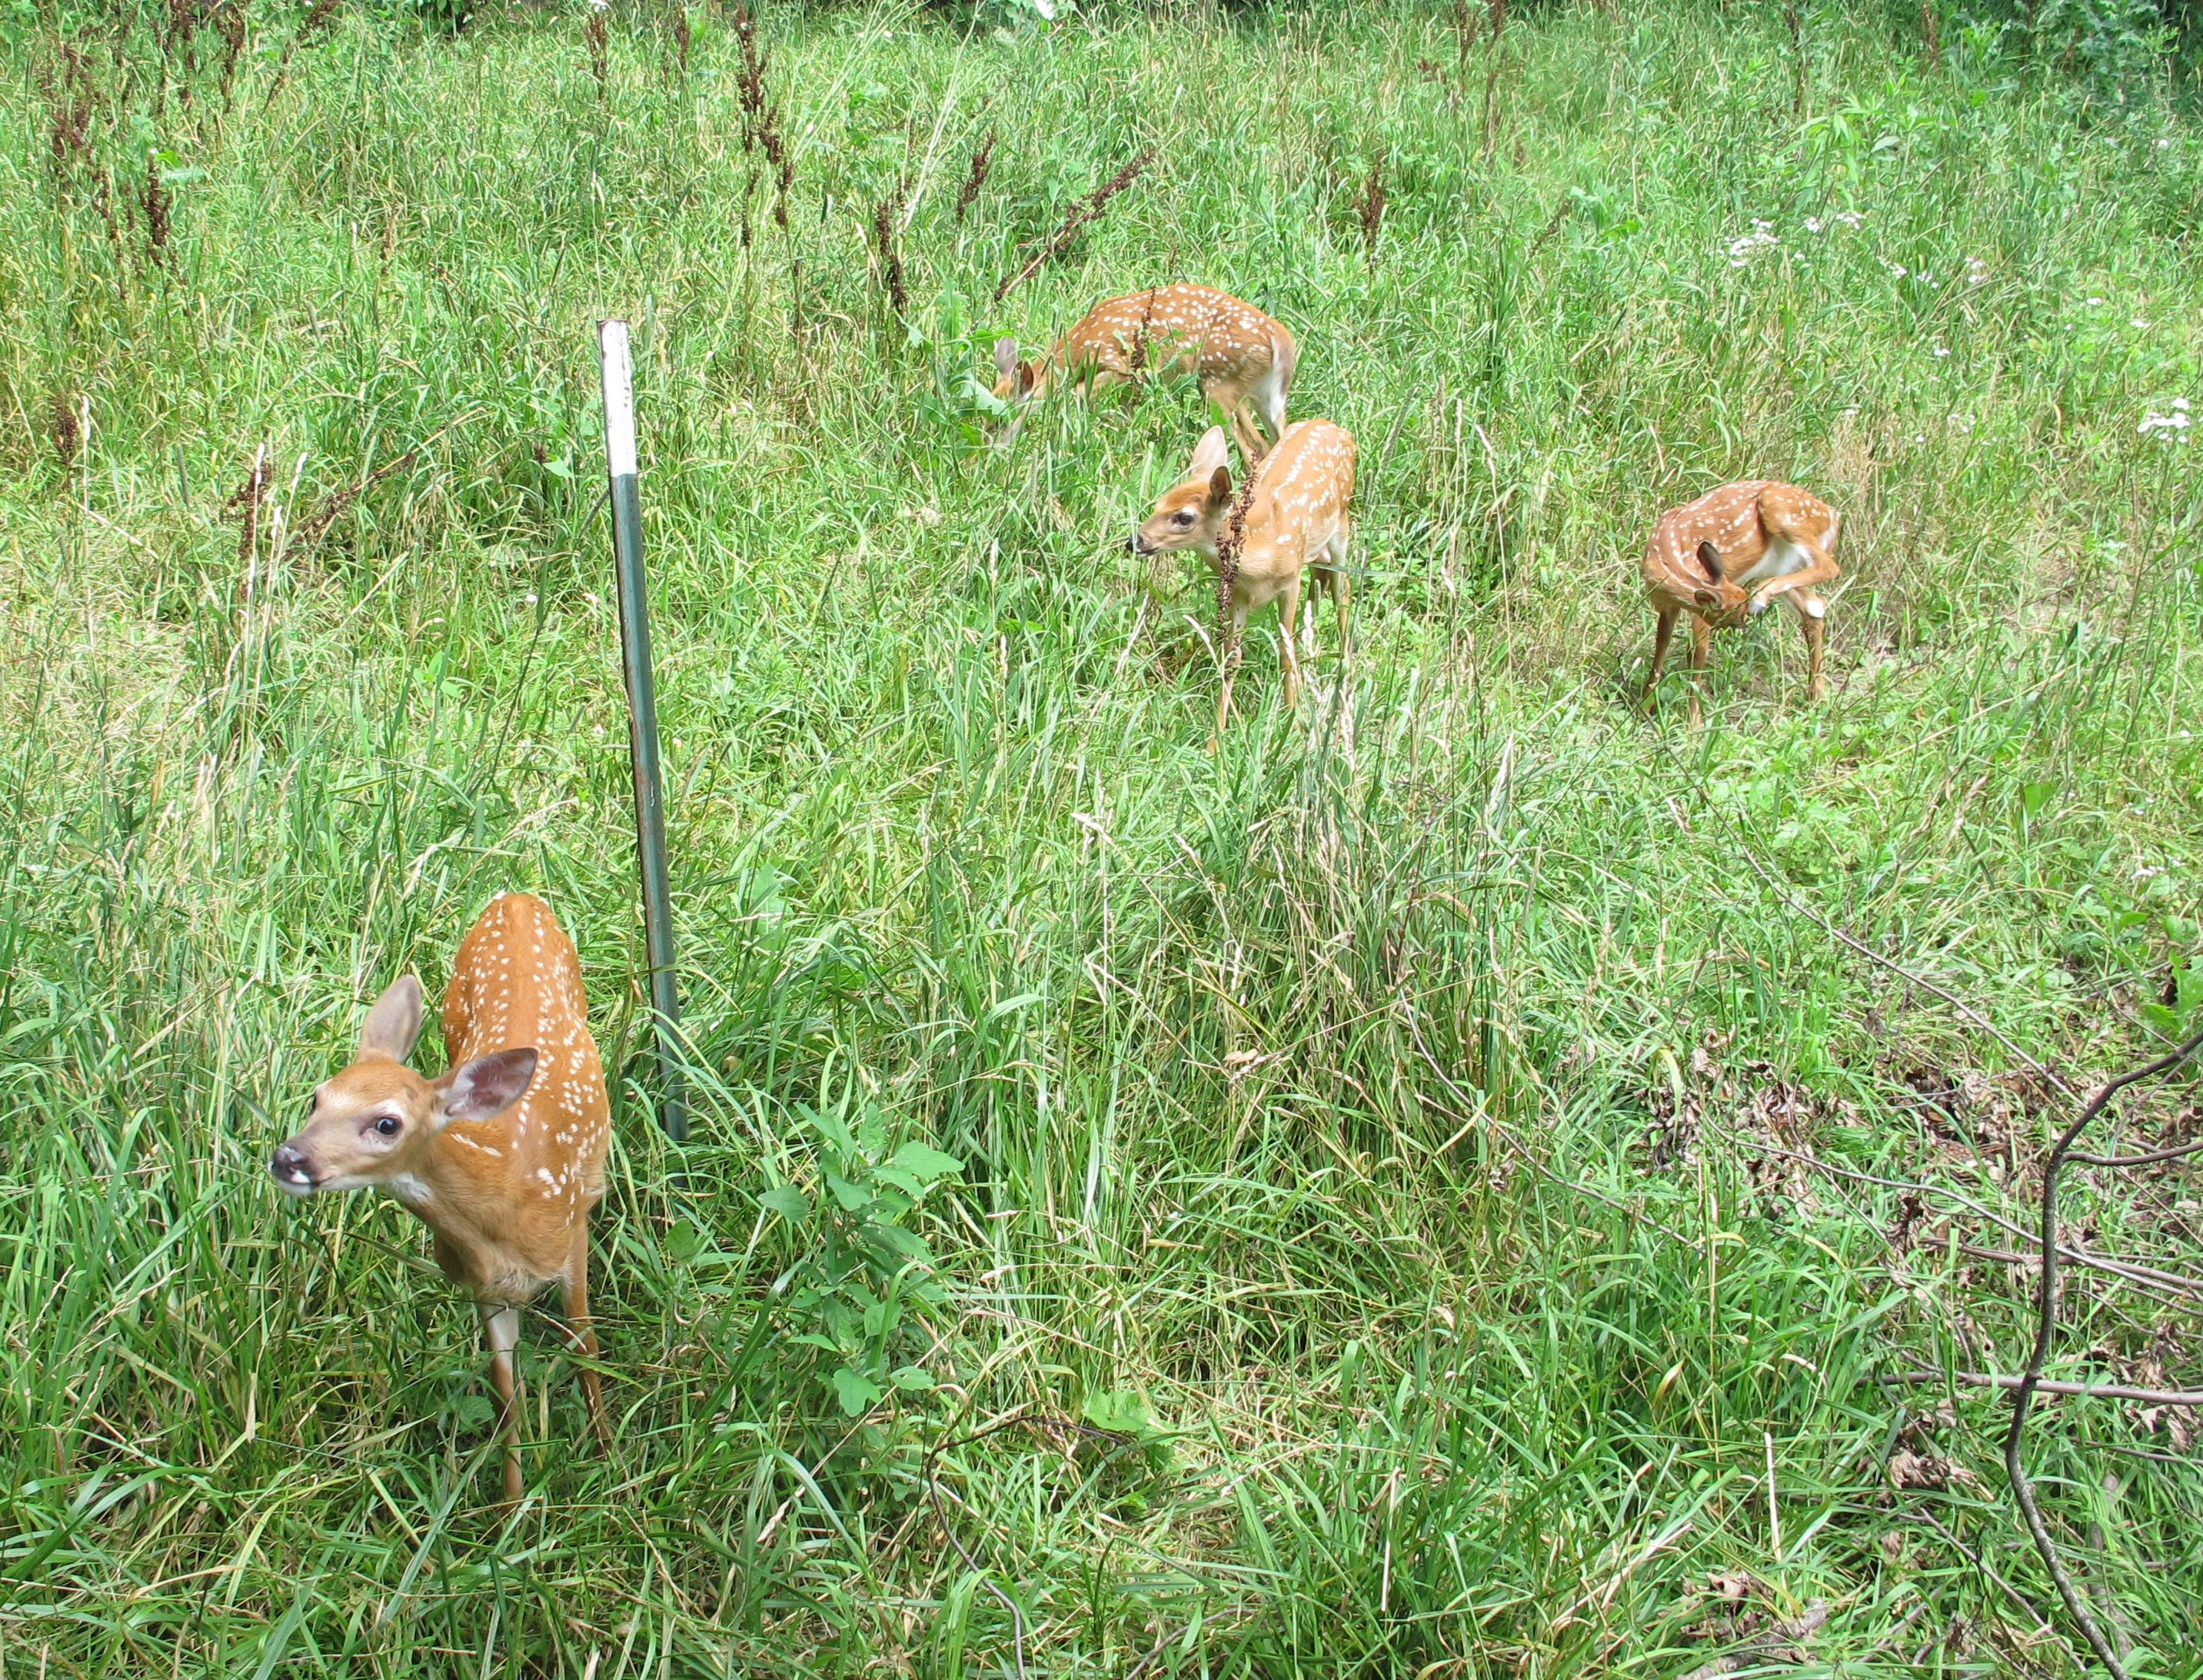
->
[1131,420,1355,739]
[271,892,611,1506]
[1640,480,1842,724]
[993,284,1296,463]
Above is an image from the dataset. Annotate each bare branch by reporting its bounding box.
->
[2005,1020,2203,1680]
[1883,1368,2203,1408]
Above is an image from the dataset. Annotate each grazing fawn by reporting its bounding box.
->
[1640,480,1842,724]
[271,892,611,1506]
[1131,420,1355,739]
[993,284,1296,463]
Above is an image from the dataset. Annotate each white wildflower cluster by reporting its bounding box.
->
[1799,211,1866,236]
[2138,398,2192,438]
[1727,220,1779,267]
[1730,209,1872,270]
[1964,255,1988,285]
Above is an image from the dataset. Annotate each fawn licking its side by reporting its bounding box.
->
[1639,479,1842,724]
[1131,419,1356,739]
[271,891,612,1506]
[993,284,1296,463]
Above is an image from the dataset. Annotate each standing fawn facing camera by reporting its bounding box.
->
[993,284,1296,464]
[1131,420,1355,740]
[271,892,611,1507]
[1640,480,1842,724]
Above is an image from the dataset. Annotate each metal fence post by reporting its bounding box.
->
[597,318,687,1143]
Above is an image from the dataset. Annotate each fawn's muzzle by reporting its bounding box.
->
[270,1144,316,1192]
[1127,532,1153,556]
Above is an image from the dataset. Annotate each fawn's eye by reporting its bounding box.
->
[374,1115,401,1138]
[1173,511,1194,524]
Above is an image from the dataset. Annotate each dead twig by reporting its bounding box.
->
[1884,1369,2203,1408]
[1354,156,1386,254]
[1210,458,1261,697]
[294,448,417,547]
[953,128,997,223]
[732,5,794,228]
[993,148,1154,304]
[2005,1021,2203,1680]
[870,181,908,315]
[1719,1135,2203,1306]
[228,442,270,583]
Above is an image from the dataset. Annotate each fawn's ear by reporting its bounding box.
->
[1207,466,1234,510]
[359,976,424,1063]
[1017,359,1037,394]
[1692,587,1725,612]
[1696,540,1724,582]
[1187,424,1230,480]
[993,338,1020,380]
[434,1048,539,1126]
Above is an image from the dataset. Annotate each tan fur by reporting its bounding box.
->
[1132,420,1355,739]
[994,284,1296,463]
[1639,480,1842,724]
[271,892,611,1505]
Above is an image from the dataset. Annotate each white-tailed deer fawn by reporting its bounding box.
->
[1130,420,1355,739]
[993,284,1296,463]
[271,892,611,1506]
[1640,480,1841,724]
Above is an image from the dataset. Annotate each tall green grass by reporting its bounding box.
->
[3,1,2201,1673]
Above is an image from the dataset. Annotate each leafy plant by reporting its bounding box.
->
[760,1076,964,1416]
[1952,0,2173,92]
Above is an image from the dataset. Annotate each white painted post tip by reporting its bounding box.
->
[598,318,637,479]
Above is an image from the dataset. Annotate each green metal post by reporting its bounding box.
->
[598,318,687,1143]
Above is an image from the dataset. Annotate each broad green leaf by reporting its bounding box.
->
[759,1185,810,1225]
[1081,1389,1159,1438]
[831,1368,884,1416]
[888,1142,964,1181]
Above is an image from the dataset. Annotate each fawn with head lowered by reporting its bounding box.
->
[271,892,611,1506]
[1132,419,1355,740]
[1640,479,1842,724]
[993,284,1296,463]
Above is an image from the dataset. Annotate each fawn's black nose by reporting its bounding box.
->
[270,1145,315,1190]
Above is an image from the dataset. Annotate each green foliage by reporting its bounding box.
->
[1954,0,2177,93]
[761,1071,964,1414]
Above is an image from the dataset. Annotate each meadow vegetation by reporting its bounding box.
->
[3,0,2202,1673]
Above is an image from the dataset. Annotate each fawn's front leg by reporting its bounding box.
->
[1212,604,1249,747]
[1795,596,1828,703]
[1686,614,1713,728]
[482,1304,524,1507]
[1643,607,1679,710]
[1749,542,1839,617]
[561,1220,611,1451]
